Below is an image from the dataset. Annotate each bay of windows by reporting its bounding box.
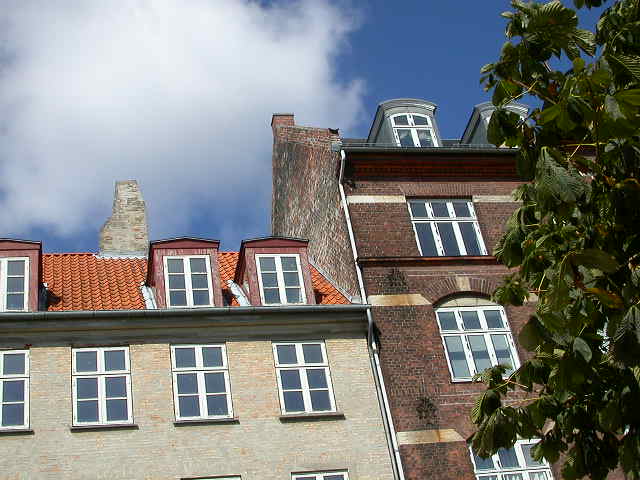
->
[256,254,305,305]
[293,472,348,480]
[391,113,437,147]
[0,350,29,429]
[0,258,28,311]
[164,256,214,308]
[409,200,486,257]
[472,440,553,480]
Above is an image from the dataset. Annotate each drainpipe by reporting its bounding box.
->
[338,149,406,480]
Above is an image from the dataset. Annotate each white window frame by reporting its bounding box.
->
[292,471,349,480]
[273,341,337,414]
[470,440,554,480]
[409,199,487,257]
[72,346,133,426]
[0,349,29,430]
[255,254,306,305]
[391,113,439,147]
[170,344,234,421]
[0,257,29,312]
[163,255,214,308]
[436,304,520,382]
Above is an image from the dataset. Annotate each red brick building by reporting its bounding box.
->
[271,99,559,480]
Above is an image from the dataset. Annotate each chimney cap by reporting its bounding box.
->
[271,113,295,127]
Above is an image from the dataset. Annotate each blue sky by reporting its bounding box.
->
[0,1,603,252]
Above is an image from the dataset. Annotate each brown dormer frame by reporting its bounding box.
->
[0,239,42,312]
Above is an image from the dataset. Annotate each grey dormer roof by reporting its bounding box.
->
[460,101,529,146]
[366,98,441,146]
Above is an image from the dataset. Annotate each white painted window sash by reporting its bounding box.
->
[0,258,29,312]
[391,113,438,147]
[163,255,214,308]
[255,254,306,305]
[470,440,553,480]
[0,350,30,430]
[292,471,348,480]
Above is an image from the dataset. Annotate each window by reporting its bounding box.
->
[256,254,305,305]
[391,113,438,147]
[171,344,233,420]
[164,256,214,308]
[72,347,133,425]
[409,200,487,257]
[471,440,553,480]
[0,258,28,311]
[436,304,519,381]
[273,342,336,414]
[0,350,29,429]
[293,472,348,480]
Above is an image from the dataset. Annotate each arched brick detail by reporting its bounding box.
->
[468,276,501,296]
[425,276,498,305]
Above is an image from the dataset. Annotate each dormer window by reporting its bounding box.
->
[164,256,213,308]
[0,258,28,312]
[256,254,305,305]
[391,113,437,147]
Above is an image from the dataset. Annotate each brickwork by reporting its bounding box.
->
[99,180,148,256]
[271,120,359,299]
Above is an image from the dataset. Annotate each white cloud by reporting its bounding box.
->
[0,0,364,247]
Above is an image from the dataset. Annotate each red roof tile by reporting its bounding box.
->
[42,252,349,311]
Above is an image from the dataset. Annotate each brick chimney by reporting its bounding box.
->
[99,180,149,257]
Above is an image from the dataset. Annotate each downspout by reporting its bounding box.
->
[339,149,406,480]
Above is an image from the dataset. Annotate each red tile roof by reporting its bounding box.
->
[42,252,349,311]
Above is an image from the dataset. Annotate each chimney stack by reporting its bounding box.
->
[99,180,149,257]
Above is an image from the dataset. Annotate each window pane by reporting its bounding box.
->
[498,447,521,468]
[176,373,198,394]
[174,347,196,368]
[469,335,492,373]
[202,347,223,368]
[529,472,550,480]
[459,222,482,255]
[77,400,99,422]
[503,474,523,480]
[167,258,184,273]
[76,351,97,372]
[7,260,25,276]
[302,344,323,363]
[283,391,305,412]
[393,115,409,125]
[2,403,24,426]
[3,380,24,402]
[307,369,328,389]
[106,399,128,421]
[491,335,514,373]
[409,202,428,218]
[431,202,449,217]
[170,291,187,306]
[168,274,185,289]
[484,310,504,329]
[192,290,210,306]
[261,272,278,288]
[191,273,208,289]
[417,129,434,147]
[6,294,24,310]
[259,257,276,271]
[276,345,297,364]
[453,202,471,217]
[397,129,414,147]
[285,288,302,303]
[280,370,302,390]
[206,394,228,416]
[283,272,300,287]
[3,353,25,375]
[178,396,200,417]
[415,223,438,256]
[204,373,225,393]
[281,257,298,271]
[522,443,544,467]
[437,222,460,256]
[189,257,207,273]
[104,350,126,371]
[478,476,499,480]
[325,476,347,480]
[474,453,495,470]
[412,115,429,126]
[76,378,98,399]
[437,312,458,331]
[105,377,127,398]
[444,336,471,378]
[6,277,24,292]
[310,390,331,411]
[461,311,482,330]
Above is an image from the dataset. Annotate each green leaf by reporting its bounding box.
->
[615,89,640,107]
[519,317,546,351]
[585,288,625,309]
[572,337,592,362]
[570,249,619,273]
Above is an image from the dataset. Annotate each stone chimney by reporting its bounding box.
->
[99,180,149,257]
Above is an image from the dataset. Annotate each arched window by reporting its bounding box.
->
[435,297,519,382]
[390,113,438,147]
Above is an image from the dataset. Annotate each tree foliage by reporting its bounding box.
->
[469,1,640,479]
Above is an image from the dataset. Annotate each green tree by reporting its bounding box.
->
[469,1,640,479]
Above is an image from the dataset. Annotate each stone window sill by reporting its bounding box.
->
[70,423,138,432]
[0,428,34,436]
[174,417,239,426]
[279,411,345,422]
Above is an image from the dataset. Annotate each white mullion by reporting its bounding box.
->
[0,259,5,310]
[430,222,445,256]
[323,366,337,411]
[197,371,207,418]
[462,335,477,376]
[485,333,499,365]
[184,258,194,308]
[410,128,421,147]
[275,258,287,304]
[223,370,233,417]
[452,222,468,255]
[98,375,106,424]
[473,221,488,255]
[300,367,312,412]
